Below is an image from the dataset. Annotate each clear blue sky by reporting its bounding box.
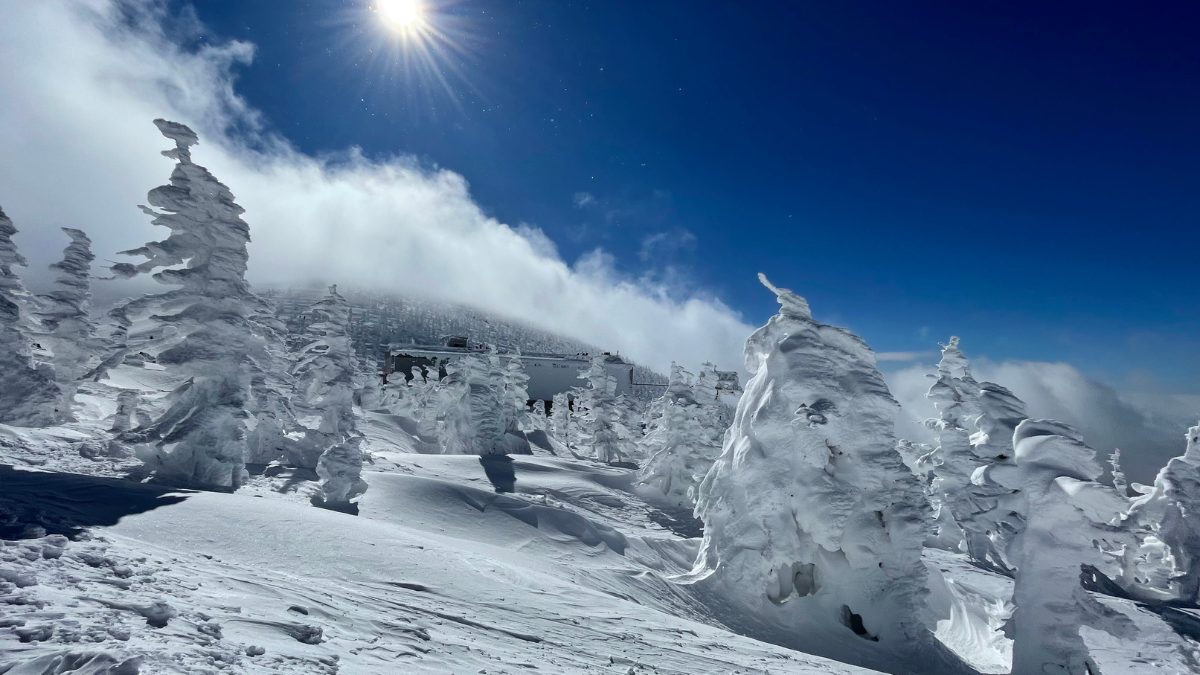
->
[189,0,1198,391]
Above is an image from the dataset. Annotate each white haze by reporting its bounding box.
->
[0,0,752,374]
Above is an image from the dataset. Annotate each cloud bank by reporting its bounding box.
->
[886,359,1198,485]
[0,0,752,373]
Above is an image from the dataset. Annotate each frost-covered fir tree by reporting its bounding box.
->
[921,339,1027,571]
[32,228,100,421]
[290,285,359,467]
[1126,421,1200,602]
[245,293,300,466]
[431,352,524,456]
[469,350,510,456]
[1004,419,1135,675]
[551,391,573,447]
[113,120,266,490]
[919,337,981,550]
[576,355,627,463]
[693,361,733,462]
[435,359,474,454]
[688,275,939,667]
[289,286,367,507]
[0,206,61,426]
[638,363,718,507]
[503,352,532,432]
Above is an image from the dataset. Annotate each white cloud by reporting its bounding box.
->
[512,223,558,259]
[638,228,696,262]
[885,359,1199,485]
[572,191,595,208]
[0,1,753,374]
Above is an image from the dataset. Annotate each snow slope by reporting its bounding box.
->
[3,360,1198,674]
[1,459,872,674]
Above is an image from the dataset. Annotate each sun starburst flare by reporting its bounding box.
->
[377,0,426,33]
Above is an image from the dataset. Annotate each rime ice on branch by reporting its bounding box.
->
[689,274,932,655]
[0,206,61,426]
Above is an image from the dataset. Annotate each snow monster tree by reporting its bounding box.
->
[921,338,1028,572]
[33,228,100,421]
[290,285,367,508]
[113,120,266,490]
[687,274,959,672]
[1127,420,1200,602]
[638,363,719,508]
[0,206,61,426]
[1005,419,1135,675]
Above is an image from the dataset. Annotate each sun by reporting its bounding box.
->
[377,0,426,33]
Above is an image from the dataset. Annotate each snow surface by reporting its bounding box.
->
[2,411,869,673]
[3,358,1199,674]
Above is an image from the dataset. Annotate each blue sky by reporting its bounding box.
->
[0,1,1194,392]
[182,1,1198,390]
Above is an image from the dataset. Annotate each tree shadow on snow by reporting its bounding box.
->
[310,495,360,516]
[0,465,191,540]
[478,455,516,493]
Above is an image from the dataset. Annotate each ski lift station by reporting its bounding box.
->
[384,337,635,401]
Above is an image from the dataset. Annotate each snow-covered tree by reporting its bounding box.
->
[1108,447,1129,498]
[503,352,532,432]
[694,362,719,406]
[245,293,301,466]
[113,120,266,490]
[689,275,933,657]
[551,391,573,447]
[469,350,510,456]
[575,355,628,463]
[32,228,99,421]
[638,363,719,507]
[0,206,61,426]
[289,285,367,507]
[1003,419,1135,675]
[921,339,1028,571]
[919,337,982,550]
[435,359,474,454]
[430,352,525,456]
[1126,420,1200,601]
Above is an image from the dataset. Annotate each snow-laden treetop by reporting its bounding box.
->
[936,335,971,381]
[111,119,250,299]
[1013,418,1101,482]
[154,118,200,159]
[757,272,811,320]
